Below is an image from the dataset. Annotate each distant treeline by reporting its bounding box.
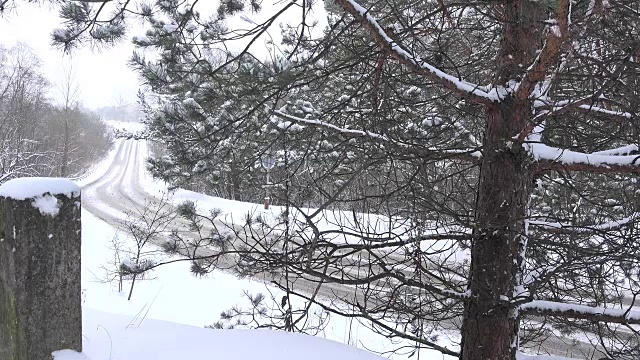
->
[94,104,144,123]
[0,43,113,182]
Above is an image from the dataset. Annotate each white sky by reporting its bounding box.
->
[0,3,140,109]
[0,2,327,110]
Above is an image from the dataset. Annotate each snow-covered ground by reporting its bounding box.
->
[61,121,453,359]
[76,210,451,360]
[55,306,385,360]
[66,121,619,360]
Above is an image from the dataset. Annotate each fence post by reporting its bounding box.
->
[0,177,82,360]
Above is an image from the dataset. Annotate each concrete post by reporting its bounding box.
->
[0,177,82,360]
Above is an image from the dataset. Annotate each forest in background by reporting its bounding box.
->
[0,43,113,183]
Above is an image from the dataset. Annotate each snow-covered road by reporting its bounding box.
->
[81,139,145,224]
[80,137,363,305]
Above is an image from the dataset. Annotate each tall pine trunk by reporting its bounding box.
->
[460,2,544,357]
[461,103,532,360]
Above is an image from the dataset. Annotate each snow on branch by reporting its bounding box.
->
[576,104,634,120]
[528,142,640,174]
[335,0,499,104]
[528,212,639,233]
[519,300,640,325]
[524,125,640,173]
[591,144,639,156]
[534,98,634,120]
[272,110,390,141]
[271,110,483,160]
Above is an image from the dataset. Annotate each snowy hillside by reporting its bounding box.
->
[53,308,385,360]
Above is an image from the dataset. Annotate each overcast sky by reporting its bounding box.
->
[0,3,140,109]
[0,2,327,110]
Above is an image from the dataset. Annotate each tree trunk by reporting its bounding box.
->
[233,174,241,201]
[460,102,532,360]
[459,2,545,357]
[60,115,70,177]
[127,274,137,301]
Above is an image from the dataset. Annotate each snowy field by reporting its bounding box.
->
[75,210,442,360]
[58,121,455,360]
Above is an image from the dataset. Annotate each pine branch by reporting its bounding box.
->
[334,0,498,105]
[520,300,640,325]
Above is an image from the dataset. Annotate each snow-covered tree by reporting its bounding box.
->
[0,44,54,182]
[41,0,640,359]
[133,49,273,200]
[0,44,113,183]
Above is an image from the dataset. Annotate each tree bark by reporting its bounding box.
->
[459,2,546,358]
[460,101,533,360]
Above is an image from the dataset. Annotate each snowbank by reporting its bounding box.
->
[53,308,385,360]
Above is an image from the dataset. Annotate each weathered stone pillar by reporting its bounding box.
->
[0,177,82,360]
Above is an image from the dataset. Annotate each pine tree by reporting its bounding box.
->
[41,0,640,358]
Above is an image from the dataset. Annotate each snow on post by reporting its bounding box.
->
[0,177,82,360]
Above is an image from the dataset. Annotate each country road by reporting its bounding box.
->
[80,137,358,299]
[79,136,624,359]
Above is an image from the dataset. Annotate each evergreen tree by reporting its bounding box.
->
[37,0,640,359]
